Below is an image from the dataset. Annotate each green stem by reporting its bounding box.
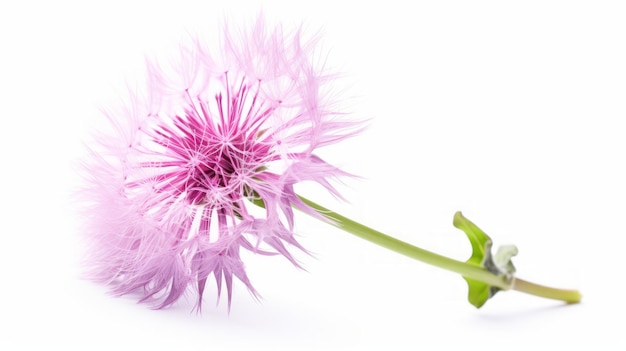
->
[297,196,511,290]
[513,278,581,303]
[295,195,581,304]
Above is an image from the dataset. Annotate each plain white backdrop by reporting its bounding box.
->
[1,1,625,350]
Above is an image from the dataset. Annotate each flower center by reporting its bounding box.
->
[134,75,277,210]
[185,137,259,206]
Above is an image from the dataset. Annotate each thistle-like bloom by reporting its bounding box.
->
[81,18,360,310]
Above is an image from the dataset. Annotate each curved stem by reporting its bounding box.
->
[297,196,511,290]
[295,195,581,304]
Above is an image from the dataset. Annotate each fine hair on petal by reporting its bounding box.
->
[79,15,363,311]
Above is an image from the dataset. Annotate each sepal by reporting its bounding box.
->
[453,212,517,308]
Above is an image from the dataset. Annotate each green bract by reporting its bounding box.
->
[453,212,517,308]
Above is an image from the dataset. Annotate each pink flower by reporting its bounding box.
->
[80,18,361,311]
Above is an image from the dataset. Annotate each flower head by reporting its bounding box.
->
[80,18,361,310]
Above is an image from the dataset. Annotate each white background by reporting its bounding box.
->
[1,1,625,350]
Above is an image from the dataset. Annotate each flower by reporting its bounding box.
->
[80,17,361,311]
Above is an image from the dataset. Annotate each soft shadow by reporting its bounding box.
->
[474,300,583,324]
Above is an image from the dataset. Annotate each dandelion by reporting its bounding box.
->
[81,17,580,312]
[81,18,360,310]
